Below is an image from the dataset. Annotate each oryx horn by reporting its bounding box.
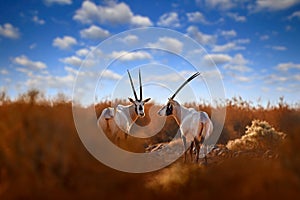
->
[127,69,138,100]
[170,72,201,99]
[139,69,142,101]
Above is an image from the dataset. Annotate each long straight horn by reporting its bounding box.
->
[170,72,201,99]
[139,69,142,101]
[127,69,138,100]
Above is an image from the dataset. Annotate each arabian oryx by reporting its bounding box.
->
[158,72,213,164]
[98,69,151,142]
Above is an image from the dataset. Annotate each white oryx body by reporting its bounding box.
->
[98,104,139,140]
[158,72,213,163]
[180,106,213,141]
[97,69,151,142]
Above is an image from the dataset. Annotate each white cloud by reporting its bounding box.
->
[212,39,249,52]
[157,12,180,28]
[231,53,248,66]
[234,75,251,82]
[227,12,246,22]
[131,15,153,27]
[147,37,183,54]
[212,42,242,52]
[60,56,82,66]
[254,0,300,11]
[235,38,250,44]
[80,25,110,40]
[74,46,103,60]
[204,54,232,65]
[74,1,131,24]
[265,74,288,84]
[204,0,237,10]
[110,50,152,61]
[276,62,300,71]
[186,26,216,45]
[65,66,78,75]
[44,0,72,6]
[20,66,101,95]
[29,43,37,49]
[288,11,300,20]
[224,65,252,72]
[276,86,291,92]
[0,23,20,39]
[220,30,237,37]
[286,25,292,31]
[261,87,270,92]
[119,34,139,45]
[260,35,269,40]
[144,71,195,83]
[226,71,252,83]
[52,35,77,50]
[0,69,9,75]
[32,15,45,25]
[73,1,152,27]
[294,74,300,81]
[101,69,122,80]
[25,73,75,92]
[186,12,209,24]
[76,48,89,57]
[73,1,98,24]
[225,54,251,72]
[13,55,47,70]
[271,45,287,51]
[205,53,251,72]
[16,67,33,76]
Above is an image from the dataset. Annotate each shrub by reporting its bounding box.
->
[226,119,286,151]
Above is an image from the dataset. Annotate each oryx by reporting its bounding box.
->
[157,72,213,164]
[98,69,151,142]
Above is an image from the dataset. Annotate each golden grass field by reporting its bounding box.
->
[0,90,300,199]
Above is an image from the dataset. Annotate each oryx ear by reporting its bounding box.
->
[128,97,135,103]
[143,98,151,103]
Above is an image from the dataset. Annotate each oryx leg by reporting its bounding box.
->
[195,124,204,163]
[203,144,207,164]
[201,121,212,165]
[194,138,200,163]
[199,137,207,165]
[182,135,187,163]
[108,119,121,145]
[189,141,194,162]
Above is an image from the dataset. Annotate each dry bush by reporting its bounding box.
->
[226,119,286,151]
[218,96,300,144]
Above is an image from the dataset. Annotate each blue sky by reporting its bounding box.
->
[0,0,300,106]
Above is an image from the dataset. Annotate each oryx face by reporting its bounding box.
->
[127,69,151,118]
[129,98,151,117]
[158,72,201,117]
[158,99,175,116]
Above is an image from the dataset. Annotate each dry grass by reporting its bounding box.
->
[0,90,299,199]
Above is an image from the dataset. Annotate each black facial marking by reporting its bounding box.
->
[134,100,144,115]
[135,106,138,114]
[166,103,173,116]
